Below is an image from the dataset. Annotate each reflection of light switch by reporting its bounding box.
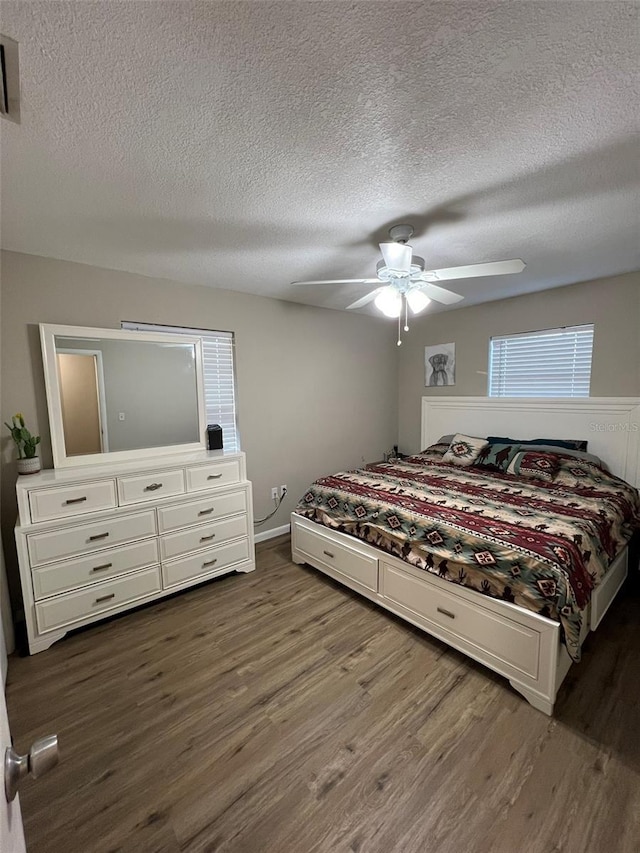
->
[118,412,125,421]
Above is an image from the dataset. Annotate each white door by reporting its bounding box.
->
[1,685,26,852]
[1,585,26,853]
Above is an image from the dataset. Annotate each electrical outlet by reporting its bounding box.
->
[280,484,288,498]
[271,487,278,501]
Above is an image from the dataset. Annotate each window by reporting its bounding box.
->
[488,324,594,398]
[122,321,239,451]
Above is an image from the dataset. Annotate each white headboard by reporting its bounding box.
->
[421,397,640,488]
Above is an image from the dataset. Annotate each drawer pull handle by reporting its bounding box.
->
[323,550,335,559]
[91,563,113,573]
[198,508,214,516]
[207,474,223,480]
[88,532,110,542]
[200,534,216,542]
[437,606,456,620]
[64,496,87,505]
[203,558,218,568]
[95,593,115,604]
[144,483,163,492]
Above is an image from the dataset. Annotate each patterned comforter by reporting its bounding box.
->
[296,444,640,661]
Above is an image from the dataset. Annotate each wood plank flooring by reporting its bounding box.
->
[6,535,640,853]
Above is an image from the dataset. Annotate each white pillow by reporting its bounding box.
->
[443,433,489,467]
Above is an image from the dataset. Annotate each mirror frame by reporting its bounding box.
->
[40,323,207,469]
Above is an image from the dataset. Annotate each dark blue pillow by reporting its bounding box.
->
[487,436,588,452]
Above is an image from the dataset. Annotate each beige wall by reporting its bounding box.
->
[0,250,398,616]
[398,272,640,453]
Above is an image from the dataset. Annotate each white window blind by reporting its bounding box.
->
[122,321,239,451]
[488,324,594,398]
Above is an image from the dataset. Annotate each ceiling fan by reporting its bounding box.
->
[292,224,525,344]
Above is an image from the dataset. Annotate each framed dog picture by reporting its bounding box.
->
[425,342,456,387]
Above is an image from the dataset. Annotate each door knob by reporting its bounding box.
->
[5,734,59,802]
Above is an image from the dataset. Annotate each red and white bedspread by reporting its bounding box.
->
[295,444,640,660]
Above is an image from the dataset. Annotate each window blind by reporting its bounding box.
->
[122,321,239,451]
[488,324,594,398]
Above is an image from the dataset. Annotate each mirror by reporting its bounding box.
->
[40,324,207,468]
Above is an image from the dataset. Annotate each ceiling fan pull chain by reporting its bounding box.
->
[397,310,402,347]
[404,293,409,332]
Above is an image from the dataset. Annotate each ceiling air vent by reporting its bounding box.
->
[0,34,20,123]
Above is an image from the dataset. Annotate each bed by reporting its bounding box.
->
[291,397,640,714]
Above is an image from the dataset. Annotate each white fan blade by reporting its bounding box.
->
[417,282,464,305]
[379,242,412,273]
[346,288,384,310]
[427,259,526,281]
[291,278,380,286]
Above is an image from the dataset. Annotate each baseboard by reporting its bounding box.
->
[254,523,291,544]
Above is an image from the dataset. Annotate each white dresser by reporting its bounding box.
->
[15,450,255,654]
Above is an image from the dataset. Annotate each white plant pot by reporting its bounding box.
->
[17,457,41,475]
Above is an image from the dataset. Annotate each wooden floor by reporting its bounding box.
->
[6,535,640,853]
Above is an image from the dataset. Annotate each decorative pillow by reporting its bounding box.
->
[487,436,588,452]
[405,443,449,466]
[443,434,488,467]
[436,434,455,445]
[473,442,519,472]
[555,457,607,487]
[507,451,561,483]
[520,444,605,469]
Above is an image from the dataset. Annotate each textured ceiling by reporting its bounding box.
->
[1,1,638,315]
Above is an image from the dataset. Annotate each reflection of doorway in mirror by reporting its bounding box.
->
[57,351,109,455]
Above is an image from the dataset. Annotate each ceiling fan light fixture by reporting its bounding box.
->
[374,287,402,318]
[406,289,431,314]
[376,255,425,281]
[379,242,412,273]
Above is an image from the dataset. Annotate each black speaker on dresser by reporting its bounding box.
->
[207,424,223,450]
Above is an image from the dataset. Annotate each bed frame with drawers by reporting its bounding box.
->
[292,397,640,714]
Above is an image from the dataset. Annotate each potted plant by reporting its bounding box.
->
[5,413,41,474]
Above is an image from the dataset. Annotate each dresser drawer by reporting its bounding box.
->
[29,480,117,524]
[160,514,248,561]
[162,538,250,588]
[185,459,241,493]
[295,524,378,592]
[157,490,247,533]
[32,539,160,600]
[381,563,540,679]
[117,469,185,505]
[35,566,162,633]
[28,510,157,567]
